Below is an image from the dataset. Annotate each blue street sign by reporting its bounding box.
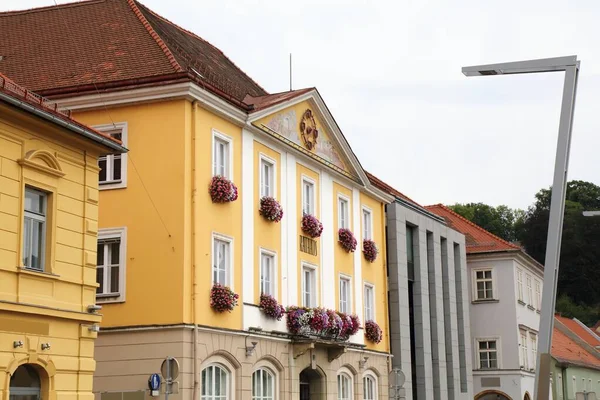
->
[148,373,161,391]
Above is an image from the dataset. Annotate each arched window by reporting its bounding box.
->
[10,364,42,400]
[363,374,377,400]
[252,368,275,400]
[201,364,229,400]
[337,373,352,400]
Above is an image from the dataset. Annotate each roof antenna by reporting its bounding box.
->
[289,53,293,91]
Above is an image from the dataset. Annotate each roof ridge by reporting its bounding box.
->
[133,0,268,95]
[126,0,183,73]
[426,203,521,250]
[0,0,103,16]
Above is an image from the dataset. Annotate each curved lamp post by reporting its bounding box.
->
[462,55,580,400]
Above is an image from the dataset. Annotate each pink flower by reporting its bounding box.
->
[363,239,378,262]
[365,320,382,343]
[259,197,284,222]
[259,293,286,320]
[210,284,239,313]
[301,214,323,238]
[209,176,238,203]
[338,228,357,252]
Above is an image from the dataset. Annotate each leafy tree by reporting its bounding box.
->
[449,202,524,242]
[555,294,600,326]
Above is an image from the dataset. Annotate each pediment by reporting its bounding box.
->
[18,144,65,178]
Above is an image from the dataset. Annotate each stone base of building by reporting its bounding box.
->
[94,325,390,400]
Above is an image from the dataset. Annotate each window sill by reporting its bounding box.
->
[99,181,126,191]
[527,305,535,311]
[96,294,125,304]
[472,299,499,304]
[18,267,60,280]
[518,300,526,306]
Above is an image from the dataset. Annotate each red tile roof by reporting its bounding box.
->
[365,172,423,208]
[425,203,521,254]
[244,88,315,112]
[552,324,600,370]
[0,0,267,105]
[556,314,600,349]
[0,73,124,150]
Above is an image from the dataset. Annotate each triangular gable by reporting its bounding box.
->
[249,91,365,184]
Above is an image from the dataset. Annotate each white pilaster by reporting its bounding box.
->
[352,187,364,345]
[280,151,288,306]
[320,170,335,309]
[286,154,298,307]
[241,129,254,306]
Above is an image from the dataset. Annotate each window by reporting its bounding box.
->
[557,375,563,399]
[202,364,228,400]
[363,375,376,400]
[302,178,315,215]
[213,131,231,178]
[406,225,415,281]
[364,284,375,321]
[338,196,349,229]
[97,228,126,300]
[478,340,498,369]
[337,373,352,400]
[260,156,275,198]
[530,334,537,369]
[252,368,274,400]
[526,275,533,305]
[535,280,541,309]
[260,251,275,296]
[302,265,317,307]
[516,269,524,302]
[362,208,372,240]
[520,331,529,369]
[474,269,493,300]
[22,187,47,271]
[339,276,351,313]
[213,236,232,286]
[95,122,127,189]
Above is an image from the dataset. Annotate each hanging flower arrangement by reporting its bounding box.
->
[364,320,382,343]
[259,293,286,320]
[301,214,323,238]
[363,239,378,262]
[286,306,360,341]
[210,283,239,313]
[209,176,238,203]
[259,197,284,222]
[338,228,357,252]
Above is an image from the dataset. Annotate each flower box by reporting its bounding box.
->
[286,306,360,341]
[209,176,238,203]
[363,239,378,262]
[338,228,357,253]
[301,214,323,238]
[259,197,284,222]
[210,283,239,313]
[259,293,285,320]
[364,320,382,343]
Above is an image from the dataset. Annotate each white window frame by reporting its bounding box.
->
[337,369,353,400]
[22,186,47,271]
[201,363,230,400]
[212,233,234,288]
[212,129,233,179]
[259,249,277,297]
[535,280,541,310]
[301,262,318,308]
[361,206,373,241]
[301,176,315,216]
[516,268,524,302]
[337,194,350,230]
[526,274,533,306]
[520,330,529,369]
[94,122,128,190]
[362,372,378,400]
[96,227,127,303]
[476,337,500,370]
[363,283,375,322]
[252,367,276,400]
[472,268,495,300]
[259,153,276,199]
[339,274,352,314]
[530,333,537,370]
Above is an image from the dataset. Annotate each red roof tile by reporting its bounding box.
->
[552,325,600,370]
[244,88,315,112]
[556,315,600,348]
[365,172,423,208]
[0,0,266,104]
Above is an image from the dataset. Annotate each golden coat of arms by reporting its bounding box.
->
[299,109,318,150]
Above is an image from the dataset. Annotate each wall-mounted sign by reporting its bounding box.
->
[299,235,318,256]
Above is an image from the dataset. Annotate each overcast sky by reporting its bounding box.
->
[5,0,600,209]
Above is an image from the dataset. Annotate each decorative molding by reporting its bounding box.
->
[18,149,65,178]
[299,109,319,150]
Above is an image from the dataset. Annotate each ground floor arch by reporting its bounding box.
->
[475,389,513,400]
[9,364,44,400]
[299,367,326,400]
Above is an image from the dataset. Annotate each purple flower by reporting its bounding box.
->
[210,284,239,313]
[365,320,382,343]
[301,214,323,238]
[259,197,284,222]
[209,176,238,203]
[338,228,357,253]
[363,239,378,262]
[259,293,286,320]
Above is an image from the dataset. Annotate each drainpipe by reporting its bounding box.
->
[191,101,200,400]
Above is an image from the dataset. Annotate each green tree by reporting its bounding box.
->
[449,202,524,243]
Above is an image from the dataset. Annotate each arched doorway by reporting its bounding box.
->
[299,367,325,400]
[9,365,42,400]
[475,390,512,400]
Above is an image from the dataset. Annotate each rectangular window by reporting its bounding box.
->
[406,225,415,281]
[362,208,372,240]
[526,275,533,305]
[478,340,498,369]
[520,331,529,369]
[364,284,375,321]
[23,187,47,271]
[260,251,275,296]
[339,276,351,313]
[474,269,494,300]
[213,132,231,178]
[338,196,349,229]
[302,265,317,307]
[260,157,275,198]
[213,236,231,286]
[535,280,541,309]
[530,333,537,369]
[517,269,524,302]
[95,123,127,189]
[96,228,126,299]
[302,178,315,215]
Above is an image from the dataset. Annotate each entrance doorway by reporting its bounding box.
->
[299,368,324,400]
[475,391,511,400]
[9,365,42,400]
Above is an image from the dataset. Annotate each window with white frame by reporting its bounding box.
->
[535,280,541,310]
[213,235,231,286]
[364,284,375,321]
[530,333,537,369]
[95,122,127,189]
[474,269,494,300]
[362,207,372,240]
[516,269,524,302]
[337,373,352,400]
[339,276,351,314]
[213,131,231,178]
[477,339,498,369]
[338,196,349,229]
[252,368,274,400]
[526,275,533,305]
[260,156,275,198]
[520,331,529,369]
[302,178,315,215]
[22,187,47,271]
[260,251,275,296]
[302,264,317,307]
[363,375,376,400]
[97,228,126,300]
[201,364,229,400]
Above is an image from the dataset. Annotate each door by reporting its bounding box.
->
[9,365,41,400]
[300,382,310,400]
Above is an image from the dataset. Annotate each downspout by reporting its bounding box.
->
[191,101,199,400]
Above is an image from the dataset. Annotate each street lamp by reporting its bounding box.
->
[462,55,580,400]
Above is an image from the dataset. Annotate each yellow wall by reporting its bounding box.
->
[333,182,354,313]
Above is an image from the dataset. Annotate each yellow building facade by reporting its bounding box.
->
[0,75,126,400]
